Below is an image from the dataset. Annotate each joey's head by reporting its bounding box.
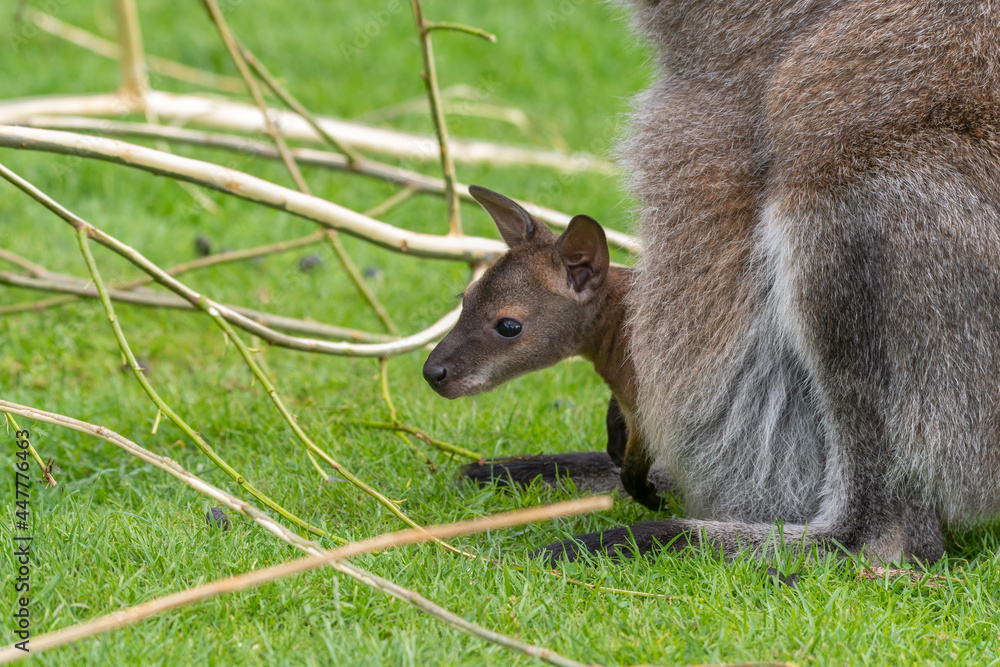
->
[423,186,611,399]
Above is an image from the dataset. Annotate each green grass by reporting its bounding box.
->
[2,1,1000,665]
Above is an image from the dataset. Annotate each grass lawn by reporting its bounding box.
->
[2,1,1000,664]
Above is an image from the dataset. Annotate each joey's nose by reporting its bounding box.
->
[423,364,448,387]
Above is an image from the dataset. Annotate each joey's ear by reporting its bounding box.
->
[557,215,610,297]
[469,185,556,247]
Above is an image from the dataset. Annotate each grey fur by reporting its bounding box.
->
[429,0,1000,566]
[604,0,1000,564]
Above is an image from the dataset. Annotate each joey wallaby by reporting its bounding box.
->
[423,186,667,510]
[429,0,1000,566]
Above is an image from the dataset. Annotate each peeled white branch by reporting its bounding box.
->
[0,125,506,262]
[10,117,640,253]
[0,91,614,173]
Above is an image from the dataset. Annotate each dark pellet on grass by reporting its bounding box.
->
[205,507,231,530]
[194,235,213,257]
[299,254,323,272]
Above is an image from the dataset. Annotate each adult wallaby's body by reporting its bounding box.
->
[429,0,1000,564]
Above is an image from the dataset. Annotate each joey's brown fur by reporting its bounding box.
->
[428,0,1000,565]
[423,187,663,510]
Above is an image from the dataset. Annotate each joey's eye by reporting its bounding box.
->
[495,318,522,338]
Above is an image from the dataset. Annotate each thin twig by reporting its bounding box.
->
[323,231,400,335]
[200,0,308,192]
[0,401,595,667]
[409,0,466,235]
[74,226,324,537]
[2,414,57,487]
[111,0,148,103]
[424,21,497,42]
[0,248,48,277]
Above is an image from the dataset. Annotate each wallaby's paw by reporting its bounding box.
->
[460,452,622,492]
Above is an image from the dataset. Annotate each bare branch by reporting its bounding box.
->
[2,120,639,252]
[0,125,506,262]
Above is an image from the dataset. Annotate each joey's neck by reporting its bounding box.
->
[580,267,637,411]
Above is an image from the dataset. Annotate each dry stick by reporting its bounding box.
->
[376,357,435,470]
[0,402,596,667]
[23,8,245,93]
[1,498,611,663]
[2,413,57,487]
[410,0,467,236]
[73,226,324,537]
[0,157,466,357]
[7,119,639,252]
[0,125,506,262]
[114,0,218,214]
[0,270,394,343]
[197,5,397,335]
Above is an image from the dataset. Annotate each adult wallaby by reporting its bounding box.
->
[428,0,1000,565]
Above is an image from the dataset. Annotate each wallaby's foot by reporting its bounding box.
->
[619,433,663,511]
[461,452,623,493]
[531,520,697,564]
[628,479,665,512]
